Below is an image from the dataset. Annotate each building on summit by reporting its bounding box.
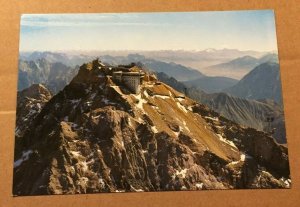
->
[112,71,144,94]
[97,60,145,94]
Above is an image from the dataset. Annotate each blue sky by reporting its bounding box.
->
[19,10,278,52]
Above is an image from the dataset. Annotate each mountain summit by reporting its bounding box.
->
[13,60,290,195]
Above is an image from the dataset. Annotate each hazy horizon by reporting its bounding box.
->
[19,48,277,53]
[20,10,278,52]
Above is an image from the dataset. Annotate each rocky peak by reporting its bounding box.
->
[13,59,290,196]
[15,84,52,139]
[18,83,52,101]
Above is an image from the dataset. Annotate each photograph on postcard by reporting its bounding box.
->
[13,10,291,196]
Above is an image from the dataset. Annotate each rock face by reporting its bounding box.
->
[13,60,291,196]
[224,62,283,105]
[15,84,52,139]
[18,58,79,93]
[191,92,286,144]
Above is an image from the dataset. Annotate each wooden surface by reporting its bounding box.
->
[0,0,299,206]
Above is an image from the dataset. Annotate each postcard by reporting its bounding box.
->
[13,10,291,196]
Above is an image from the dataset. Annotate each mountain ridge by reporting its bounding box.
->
[224,62,283,104]
[14,60,290,196]
[203,53,279,79]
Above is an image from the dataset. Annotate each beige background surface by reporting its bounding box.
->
[0,0,299,206]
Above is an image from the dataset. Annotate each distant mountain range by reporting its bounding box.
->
[44,48,269,69]
[126,49,270,70]
[157,72,286,144]
[18,58,79,93]
[20,49,275,78]
[224,62,283,104]
[19,51,283,105]
[20,52,206,83]
[20,51,95,67]
[77,53,280,88]
[203,53,278,79]
[99,54,205,81]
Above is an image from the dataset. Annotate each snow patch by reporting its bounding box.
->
[15,127,21,137]
[176,102,188,113]
[133,94,147,111]
[81,161,88,172]
[181,186,187,190]
[70,123,79,129]
[280,178,291,188]
[14,150,33,168]
[78,177,89,186]
[54,103,60,110]
[176,97,185,102]
[172,168,188,179]
[216,134,237,149]
[131,185,144,192]
[182,121,190,132]
[93,113,105,119]
[70,99,81,104]
[187,106,193,112]
[204,116,219,121]
[71,151,81,157]
[85,101,92,106]
[102,98,115,105]
[228,160,240,165]
[27,109,37,117]
[49,130,56,136]
[196,183,203,189]
[261,170,272,176]
[99,178,105,188]
[173,131,180,137]
[90,93,96,100]
[153,95,170,99]
[128,118,133,127]
[240,154,246,162]
[227,153,249,166]
[143,90,149,98]
[216,125,225,129]
[115,189,125,193]
[151,126,158,133]
[37,103,41,110]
